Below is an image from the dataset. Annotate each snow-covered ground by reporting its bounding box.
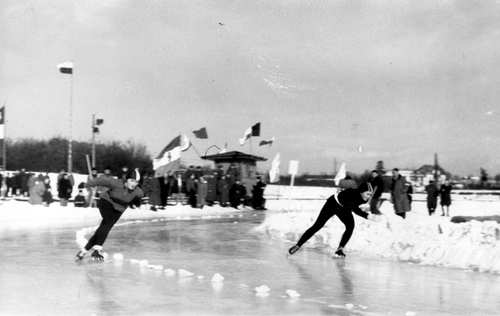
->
[257,185,500,274]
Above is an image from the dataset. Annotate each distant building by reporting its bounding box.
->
[201,151,267,193]
[415,165,448,185]
[383,169,425,188]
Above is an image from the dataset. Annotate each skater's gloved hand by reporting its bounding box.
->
[367,214,382,222]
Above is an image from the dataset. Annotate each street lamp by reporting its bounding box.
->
[91,115,104,168]
[204,145,220,157]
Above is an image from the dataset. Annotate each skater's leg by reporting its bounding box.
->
[337,211,355,249]
[292,199,336,252]
[84,199,123,251]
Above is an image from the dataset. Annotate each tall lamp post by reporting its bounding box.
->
[204,145,220,157]
[91,115,104,168]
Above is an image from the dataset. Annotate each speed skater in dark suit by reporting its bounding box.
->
[75,169,144,261]
[288,182,382,258]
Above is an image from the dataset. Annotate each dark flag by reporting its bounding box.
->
[251,122,261,136]
[193,127,208,139]
[57,62,73,74]
[259,137,275,146]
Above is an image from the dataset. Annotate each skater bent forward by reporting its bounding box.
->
[288,182,381,258]
[75,169,144,261]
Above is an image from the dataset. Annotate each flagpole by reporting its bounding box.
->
[68,69,74,173]
[2,103,6,171]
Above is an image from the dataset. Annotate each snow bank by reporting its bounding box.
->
[256,199,500,274]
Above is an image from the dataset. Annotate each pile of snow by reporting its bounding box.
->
[256,198,500,274]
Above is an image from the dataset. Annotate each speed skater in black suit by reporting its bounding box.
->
[288,182,382,258]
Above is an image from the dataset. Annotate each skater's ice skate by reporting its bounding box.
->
[91,249,104,261]
[75,250,86,261]
[288,245,300,255]
[333,247,346,258]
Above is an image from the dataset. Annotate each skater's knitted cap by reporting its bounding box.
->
[126,168,141,182]
[357,182,373,194]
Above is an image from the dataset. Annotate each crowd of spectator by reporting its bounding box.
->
[0,164,267,211]
[142,163,267,211]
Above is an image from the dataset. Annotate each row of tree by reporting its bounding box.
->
[4,137,153,175]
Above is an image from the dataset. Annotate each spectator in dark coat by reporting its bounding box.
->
[42,178,54,206]
[58,173,73,207]
[205,171,218,206]
[11,171,21,196]
[218,175,229,207]
[5,172,13,197]
[74,190,86,207]
[158,171,169,209]
[169,171,180,204]
[439,180,452,216]
[186,173,197,208]
[229,179,246,209]
[369,170,384,215]
[19,168,29,197]
[144,174,162,210]
[425,180,439,216]
[390,168,411,219]
[252,176,267,210]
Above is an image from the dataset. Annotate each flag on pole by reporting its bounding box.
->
[153,135,190,177]
[238,122,260,145]
[251,122,261,136]
[57,62,73,74]
[334,162,346,186]
[269,152,281,183]
[192,127,208,139]
[259,137,275,146]
[238,127,252,146]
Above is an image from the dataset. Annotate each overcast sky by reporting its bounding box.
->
[1,0,500,176]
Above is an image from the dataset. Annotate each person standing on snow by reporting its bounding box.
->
[75,168,144,261]
[288,182,381,258]
[368,170,384,215]
[425,180,439,216]
[439,180,452,216]
[389,168,411,219]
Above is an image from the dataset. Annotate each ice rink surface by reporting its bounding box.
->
[1,209,499,316]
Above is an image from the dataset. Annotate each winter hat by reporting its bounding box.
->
[126,168,141,182]
[357,182,373,194]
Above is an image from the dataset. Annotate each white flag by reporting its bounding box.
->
[334,162,346,186]
[269,153,281,183]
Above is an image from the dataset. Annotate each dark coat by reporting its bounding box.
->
[390,175,411,213]
[143,177,161,206]
[425,183,439,210]
[229,183,246,208]
[57,178,73,200]
[205,176,218,202]
[440,184,452,206]
[218,179,229,204]
[369,175,384,199]
[42,182,54,204]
